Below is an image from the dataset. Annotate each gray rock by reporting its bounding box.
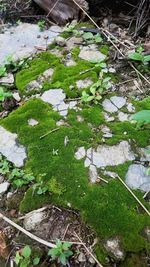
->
[103,112,115,122]
[118,112,129,122]
[76,78,93,89]
[78,252,86,262]
[13,92,21,102]
[26,80,41,91]
[79,45,106,62]
[104,237,124,260]
[89,165,98,183]
[86,141,135,168]
[0,182,10,195]
[42,68,54,79]
[110,96,126,109]
[66,37,83,50]
[0,126,27,167]
[55,36,66,46]
[102,99,118,113]
[0,23,60,64]
[127,103,135,113]
[41,89,65,107]
[28,118,39,126]
[75,147,86,160]
[0,73,14,85]
[65,59,77,67]
[125,164,150,192]
[23,208,47,231]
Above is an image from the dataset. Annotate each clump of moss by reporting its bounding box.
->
[16,52,60,93]
[1,98,150,258]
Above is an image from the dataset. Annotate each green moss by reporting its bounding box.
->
[121,253,148,267]
[1,98,150,257]
[16,52,60,93]
[106,121,150,147]
[81,105,105,126]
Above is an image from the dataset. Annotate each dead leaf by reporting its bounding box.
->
[0,231,9,259]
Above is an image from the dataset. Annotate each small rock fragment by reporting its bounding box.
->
[76,79,93,89]
[55,36,66,46]
[110,96,126,109]
[102,99,118,113]
[104,237,124,260]
[28,118,39,126]
[75,147,86,160]
[13,92,21,102]
[23,208,47,231]
[0,182,10,195]
[78,252,86,262]
[118,112,129,122]
[79,45,106,62]
[0,73,14,85]
[89,165,98,183]
[42,68,54,79]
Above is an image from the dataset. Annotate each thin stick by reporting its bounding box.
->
[72,0,150,85]
[98,176,108,184]
[74,232,103,267]
[40,128,59,139]
[116,175,150,216]
[0,213,56,248]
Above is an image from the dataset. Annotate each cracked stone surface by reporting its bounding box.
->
[102,99,118,113]
[0,23,60,64]
[125,164,150,192]
[75,142,135,172]
[79,45,106,62]
[104,237,124,260]
[40,89,77,116]
[110,96,126,109]
[85,141,135,168]
[0,126,27,167]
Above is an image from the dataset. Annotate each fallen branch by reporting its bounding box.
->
[74,232,103,267]
[40,128,59,139]
[116,175,150,216]
[0,212,56,248]
[72,0,150,85]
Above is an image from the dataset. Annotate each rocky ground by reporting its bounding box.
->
[0,17,150,267]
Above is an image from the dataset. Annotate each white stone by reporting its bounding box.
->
[23,208,47,231]
[87,141,135,168]
[26,80,40,91]
[0,73,14,85]
[28,118,39,126]
[79,46,106,62]
[42,68,54,79]
[103,112,115,122]
[84,157,91,167]
[102,99,118,113]
[13,92,21,102]
[40,89,66,107]
[110,96,126,109]
[125,164,150,192]
[104,237,124,260]
[0,23,60,64]
[89,165,98,183]
[0,182,10,195]
[127,103,135,113]
[55,36,66,46]
[75,147,86,160]
[76,79,93,89]
[118,112,129,122]
[66,37,83,49]
[65,59,77,67]
[0,126,27,167]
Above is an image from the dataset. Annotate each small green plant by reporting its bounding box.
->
[128,46,150,73]
[5,55,28,73]
[38,20,46,31]
[15,245,40,267]
[81,75,111,104]
[131,110,150,128]
[0,66,7,77]
[0,154,10,174]
[33,176,65,195]
[0,87,12,102]
[48,240,73,266]
[82,32,102,44]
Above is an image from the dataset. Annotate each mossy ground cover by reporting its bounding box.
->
[1,95,150,262]
[1,38,150,264]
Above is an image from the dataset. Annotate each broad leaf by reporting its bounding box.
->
[128,52,144,62]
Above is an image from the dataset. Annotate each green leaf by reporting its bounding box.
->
[62,242,72,250]
[94,34,102,43]
[33,257,40,265]
[15,252,23,265]
[131,110,150,124]
[143,55,150,62]
[83,32,94,40]
[0,66,6,77]
[22,245,31,258]
[59,253,67,265]
[128,52,144,62]
[87,96,95,102]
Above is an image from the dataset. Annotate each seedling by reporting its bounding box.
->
[82,32,102,44]
[0,87,12,102]
[128,46,150,73]
[48,240,73,266]
[15,245,40,267]
[38,20,46,31]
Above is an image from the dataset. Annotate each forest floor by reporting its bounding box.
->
[0,3,150,267]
